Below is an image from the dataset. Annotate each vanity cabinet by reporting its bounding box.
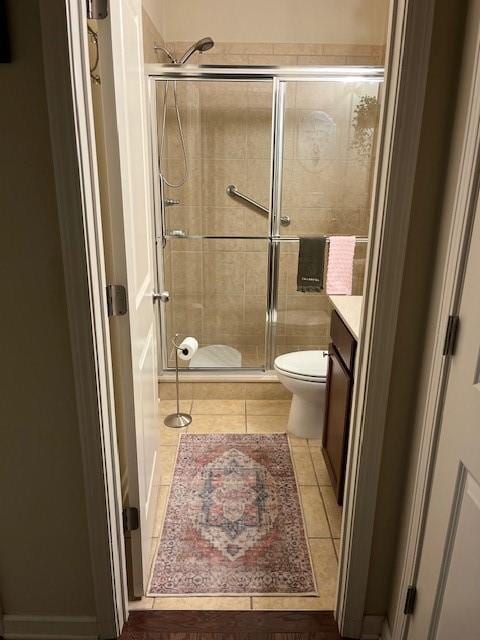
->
[322,310,357,506]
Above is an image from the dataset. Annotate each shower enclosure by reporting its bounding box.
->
[147,65,383,373]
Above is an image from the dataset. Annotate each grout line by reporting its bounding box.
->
[318,485,335,541]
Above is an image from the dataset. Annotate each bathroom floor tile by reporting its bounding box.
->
[299,485,331,538]
[188,414,246,433]
[309,446,332,486]
[153,485,169,538]
[191,399,245,415]
[246,415,288,433]
[158,446,178,485]
[246,399,291,415]
[159,423,188,446]
[291,447,317,485]
[333,538,341,558]
[153,596,251,610]
[288,433,309,447]
[244,382,292,400]
[309,538,338,608]
[129,597,154,610]
[251,595,331,610]
[321,486,343,538]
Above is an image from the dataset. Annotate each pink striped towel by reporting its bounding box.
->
[326,236,356,295]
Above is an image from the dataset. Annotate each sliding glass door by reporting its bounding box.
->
[149,68,383,372]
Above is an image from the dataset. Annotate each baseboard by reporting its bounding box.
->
[1,615,98,639]
[361,615,385,639]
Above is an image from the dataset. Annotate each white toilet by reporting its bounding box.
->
[274,350,329,440]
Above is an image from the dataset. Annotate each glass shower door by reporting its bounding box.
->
[273,79,381,360]
[156,79,274,370]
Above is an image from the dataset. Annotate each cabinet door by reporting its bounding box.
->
[322,346,353,505]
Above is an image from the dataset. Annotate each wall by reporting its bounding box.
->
[382,0,467,626]
[161,0,388,46]
[0,0,95,623]
[363,0,466,619]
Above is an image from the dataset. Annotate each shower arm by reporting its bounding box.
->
[226,185,290,227]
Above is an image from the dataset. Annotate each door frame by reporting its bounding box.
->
[387,3,480,638]
[40,0,441,637]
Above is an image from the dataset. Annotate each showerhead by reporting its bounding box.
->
[178,37,215,64]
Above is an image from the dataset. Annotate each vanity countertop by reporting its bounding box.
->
[328,295,363,341]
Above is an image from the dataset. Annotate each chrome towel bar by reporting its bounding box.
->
[226,184,291,226]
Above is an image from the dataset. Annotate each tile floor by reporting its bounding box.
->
[133,398,342,611]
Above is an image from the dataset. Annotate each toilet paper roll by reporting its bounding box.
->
[177,336,199,361]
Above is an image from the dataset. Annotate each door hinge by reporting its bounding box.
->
[443,314,459,356]
[106,284,127,317]
[404,585,417,615]
[122,507,139,533]
[86,0,108,19]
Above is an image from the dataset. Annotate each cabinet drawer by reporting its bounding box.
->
[330,309,356,371]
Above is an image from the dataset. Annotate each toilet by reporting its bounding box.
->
[274,350,329,439]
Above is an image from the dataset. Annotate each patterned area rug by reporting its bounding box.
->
[148,433,316,596]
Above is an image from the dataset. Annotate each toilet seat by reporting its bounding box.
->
[274,350,328,383]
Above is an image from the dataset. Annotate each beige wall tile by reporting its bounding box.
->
[153,596,251,610]
[191,399,245,415]
[159,381,193,400]
[203,250,246,293]
[244,383,291,399]
[191,382,246,399]
[292,447,317,485]
[188,414,246,433]
[273,43,324,56]
[299,485,330,538]
[171,250,203,295]
[320,486,343,538]
[246,400,291,415]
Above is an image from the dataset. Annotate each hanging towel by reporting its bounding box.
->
[326,236,356,295]
[296,236,326,292]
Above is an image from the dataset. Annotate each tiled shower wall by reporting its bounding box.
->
[157,43,382,367]
[166,41,385,66]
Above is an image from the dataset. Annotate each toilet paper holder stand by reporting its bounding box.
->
[164,334,193,428]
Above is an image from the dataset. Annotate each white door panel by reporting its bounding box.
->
[435,471,480,639]
[98,0,160,596]
[408,158,480,638]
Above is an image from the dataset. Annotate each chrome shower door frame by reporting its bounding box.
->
[146,65,384,373]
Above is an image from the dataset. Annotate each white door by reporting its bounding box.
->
[406,173,480,636]
[96,0,160,597]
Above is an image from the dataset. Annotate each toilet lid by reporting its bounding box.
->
[274,350,328,379]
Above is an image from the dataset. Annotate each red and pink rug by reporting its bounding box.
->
[148,433,316,596]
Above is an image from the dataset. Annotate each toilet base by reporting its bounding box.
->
[287,393,325,440]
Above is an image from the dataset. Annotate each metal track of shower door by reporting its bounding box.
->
[264,78,285,371]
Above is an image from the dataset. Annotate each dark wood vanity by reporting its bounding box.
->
[322,309,357,506]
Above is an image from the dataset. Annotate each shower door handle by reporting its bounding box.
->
[153,291,170,303]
